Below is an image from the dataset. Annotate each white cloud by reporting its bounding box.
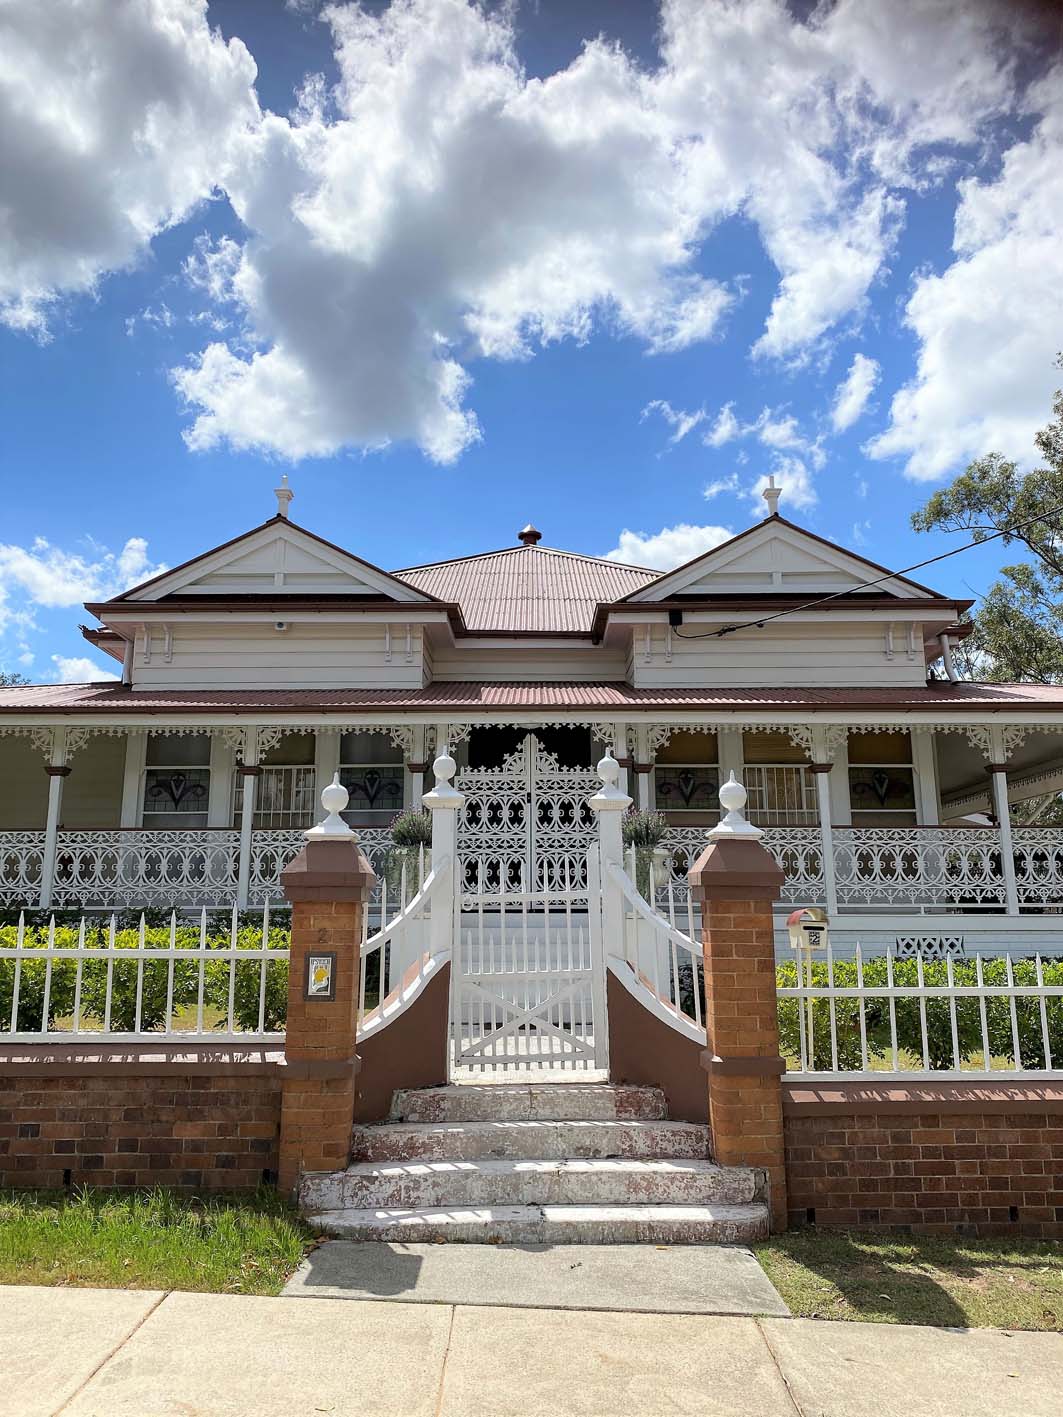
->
[641,399,706,448]
[703,403,740,448]
[867,67,1063,479]
[1,0,1043,462]
[0,0,259,336]
[703,473,740,500]
[831,353,881,431]
[749,455,818,513]
[0,537,165,655]
[51,655,119,684]
[604,522,733,571]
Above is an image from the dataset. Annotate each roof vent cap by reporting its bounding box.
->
[518,524,542,545]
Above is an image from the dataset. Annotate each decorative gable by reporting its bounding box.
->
[117,520,435,603]
[622,519,939,602]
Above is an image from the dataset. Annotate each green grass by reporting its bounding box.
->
[755,1228,1063,1331]
[0,1188,316,1296]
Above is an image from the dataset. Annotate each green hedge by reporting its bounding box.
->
[777,955,1063,1071]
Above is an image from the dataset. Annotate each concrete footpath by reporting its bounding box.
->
[3,1283,1063,1417]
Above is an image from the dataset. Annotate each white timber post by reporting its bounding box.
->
[408,725,427,804]
[716,727,744,799]
[40,726,70,910]
[911,727,941,826]
[422,746,464,961]
[590,750,632,1073]
[236,727,260,909]
[989,725,1019,917]
[207,730,235,828]
[810,726,839,918]
[313,729,341,809]
[120,731,147,827]
[632,723,652,809]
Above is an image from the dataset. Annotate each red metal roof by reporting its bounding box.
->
[2,682,1061,714]
[395,545,658,633]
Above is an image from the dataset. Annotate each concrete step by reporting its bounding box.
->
[300,1157,760,1213]
[305,1202,770,1245]
[390,1083,667,1124]
[350,1118,711,1164]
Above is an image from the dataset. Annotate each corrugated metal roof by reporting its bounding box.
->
[394,544,659,633]
[2,682,1061,713]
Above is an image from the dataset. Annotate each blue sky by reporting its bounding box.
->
[1,0,1061,682]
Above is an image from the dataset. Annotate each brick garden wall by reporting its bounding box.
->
[783,1081,1063,1238]
[0,1047,282,1191]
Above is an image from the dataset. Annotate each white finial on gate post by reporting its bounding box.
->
[422,746,463,811]
[589,750,631,814]
[709,771,763,840]
[762,474,781,518]
[305,772,356,840]
[275,474,294,519]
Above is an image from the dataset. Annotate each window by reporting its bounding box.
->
[142,734,210,829]
[743,732,818,827]
[234,734,316,830]
[653,731,719,820]
[340,731,405,825]
[847,731,916,826]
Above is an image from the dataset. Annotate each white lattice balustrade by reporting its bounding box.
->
[832,826,1006,909]
[52,830,241,908]
[0,832,46,906]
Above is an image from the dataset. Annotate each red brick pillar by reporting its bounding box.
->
[278,823,376,1195]
[689,775,788,1231]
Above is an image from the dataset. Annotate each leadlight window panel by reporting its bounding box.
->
[744,764,819,826]
[743,731,807,765]
[340,731,405,820]
[654,765,720,815]
[142,734,210,828]
[848,765,917,826]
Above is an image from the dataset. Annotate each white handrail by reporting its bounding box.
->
[607,860,699,959]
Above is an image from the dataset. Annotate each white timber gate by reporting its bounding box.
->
[456,734,599,898]
[449,843,607,1074]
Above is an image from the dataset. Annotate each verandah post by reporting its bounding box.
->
[689,772,789,1231]
[278,773,376,1194]
[39,726,70,910]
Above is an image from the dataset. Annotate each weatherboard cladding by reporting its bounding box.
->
[1,681,1062,713]
[395,544,658,633]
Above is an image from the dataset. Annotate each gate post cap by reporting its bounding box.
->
[305,772,356,841]
[709,772,764,841]
[423,745,464,810]
[589,750,632,812]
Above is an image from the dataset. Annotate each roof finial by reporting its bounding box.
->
[518,524,542,546]
[762,474,781,518]
[275,474,294,519]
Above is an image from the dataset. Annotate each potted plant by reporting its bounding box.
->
[622,809,672,900]
[384,809,432,902]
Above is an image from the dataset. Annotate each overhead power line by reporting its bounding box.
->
[670,503,1063,641]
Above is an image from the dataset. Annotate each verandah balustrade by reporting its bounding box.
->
[2,821,1061,912]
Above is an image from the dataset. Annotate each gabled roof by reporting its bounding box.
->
[617,516,948,604]
[395,543,658,633]
[111,517,443,606]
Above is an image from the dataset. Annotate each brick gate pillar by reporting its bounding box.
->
[688,772,788,1231]
[278,774,376,1194]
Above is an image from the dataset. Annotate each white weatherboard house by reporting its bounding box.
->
[2,479,1062,951]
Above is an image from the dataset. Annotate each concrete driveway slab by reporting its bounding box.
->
[62,1291,453,1417]
[0,1285,164,1417]
[438,1306,799,1417]
[283,1239,790,1316]
[760,1316,1063,1417]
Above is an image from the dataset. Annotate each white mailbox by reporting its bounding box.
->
[787,906,829,954]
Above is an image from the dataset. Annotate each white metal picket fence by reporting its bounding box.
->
[1,904,289,1043]
[778,938,1063,1079]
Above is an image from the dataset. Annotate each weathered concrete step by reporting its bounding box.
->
[301,1158,759,1213]
[305,1203,769,1245]
[350,1119,711,1164]
[391,1083,667,1124]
